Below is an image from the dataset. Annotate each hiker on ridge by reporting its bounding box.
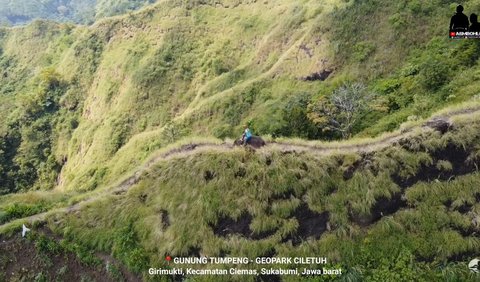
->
[241,124,252,146]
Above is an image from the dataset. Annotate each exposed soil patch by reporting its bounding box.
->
[294,172,303,180]
[261,247,277,258]
[393,145,477,189]
[349,193,407,227]
[210,213,276,240]
[372,194,407,218]
[343,160,362,181]
[455,203,473,214]
[341,153,375,181]
[113,189,127,195]
[204,170,216,182]
[138,193,148,203]
[266,157,272,166]
[423,118,452,134]
[300,162,309,172]
[187,246,201,257]
[281,150,297,155]
[450,222,478,238]
[300,69,333,81]
[443,199,453,209]
[0,231,139,282]
[212,213,252,238]
[256,274,281,282]
[299,44,313,58]
[447,250,479,264]
[284,204,329,246]
[160,209,170,230]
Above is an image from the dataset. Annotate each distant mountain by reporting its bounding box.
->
[0,0,155,25]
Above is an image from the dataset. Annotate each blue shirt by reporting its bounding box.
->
[245,129,252,138]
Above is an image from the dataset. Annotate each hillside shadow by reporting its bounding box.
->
[349,193,407,227]
[393,144,476,188]
[210,212,277,240]
[283,204,329,246]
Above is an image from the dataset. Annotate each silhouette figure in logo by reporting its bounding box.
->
[470,13,480,32]
[450,5,470,31]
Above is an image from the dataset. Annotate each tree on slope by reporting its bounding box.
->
[308,83,375,139]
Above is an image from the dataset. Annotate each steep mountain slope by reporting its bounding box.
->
[0,0,339,194]
[1,0,479,195]
[1,0,480,280]
[2,106,480,281]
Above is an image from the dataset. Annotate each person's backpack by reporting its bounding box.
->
[246,129,252,139]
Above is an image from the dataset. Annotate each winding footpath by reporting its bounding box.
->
[1,105,480,232]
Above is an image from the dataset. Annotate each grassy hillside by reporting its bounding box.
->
[0,0,340,194]
[1,0,480,280]
[0,0,155,25]
[2,108,480,281]
[1,0,479,194]
[56,112,480,281]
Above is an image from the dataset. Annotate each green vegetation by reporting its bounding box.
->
[40,115,480,281]
[0,228,130,281]
[0,0,155,25]
[0,191,70,223]
[0,0,480,280]
[0,202,49,224]
[307,82,377,139]
[327,0,480,136]
[0,0,346,193]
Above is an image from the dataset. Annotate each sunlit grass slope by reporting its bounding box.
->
[0,0,342,193]
[0,0,479,194]
[0,0,479,195]
[1,0,480,280]
[27,109,480,281]
[0,0,479,254]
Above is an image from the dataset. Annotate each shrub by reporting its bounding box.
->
[109,117,133,154]
[35,234,61,255]
[112,221,150,274]
[61,241,102,267]
[211,58,231,76]
[419,55,451,91]
[353,42,376,62]
[162,122,189,143]
[0,202,48,224]
[277,93,320,139]
[368,249,417,281]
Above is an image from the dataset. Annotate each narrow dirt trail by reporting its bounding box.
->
[1,105,479,232]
